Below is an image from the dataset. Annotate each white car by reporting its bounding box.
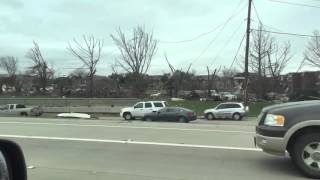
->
[0,104,42,116]
[120,101,168,120]
[204,102,248,120]
[220,92,237,101]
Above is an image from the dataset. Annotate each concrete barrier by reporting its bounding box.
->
[0,98,140,114]
[42,106,125,114]
[0,98,139,107]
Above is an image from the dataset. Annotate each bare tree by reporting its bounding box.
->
[163,54,193,97]
[111,26,157,75]
[304,30,320,68]
[267,41,292,91]
[111,26,157,97]
[0,56,18,92]
[68,35,104,97]
[249,25,272,77]
[219,67,238,91]
[109,63,122,96]
[0,56,18,77]
[26,41,54,93]
[248,25,274,98]
[206,66,221,97]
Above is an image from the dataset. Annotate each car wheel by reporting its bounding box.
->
[145,117,153,122]
[206,113,215,120]
[20,112,28,116]
[178,116,188,123]
[123,113,132,120]
[232,113,241,121]
[291,133,320,179]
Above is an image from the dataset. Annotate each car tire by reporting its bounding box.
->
[123,113,132,120]
[232,113,242,121]
[145,117,153,122]
[291,133,320,179]
[20,112,28,116]
[206,113,215,120]
[178,116,188,123]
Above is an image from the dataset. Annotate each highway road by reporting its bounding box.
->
[0,117,307,180]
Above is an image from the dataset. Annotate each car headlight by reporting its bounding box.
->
[264,114,285,127]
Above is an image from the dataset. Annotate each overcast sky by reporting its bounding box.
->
[0,0,319,76]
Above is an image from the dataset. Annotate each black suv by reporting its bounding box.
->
[255,100,320,178]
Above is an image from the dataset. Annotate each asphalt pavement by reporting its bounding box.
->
[0,117,307,180]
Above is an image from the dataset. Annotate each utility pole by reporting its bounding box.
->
[244,0,252,106]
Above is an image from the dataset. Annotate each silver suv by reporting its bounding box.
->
[120,101,168,120]
[204,102,248,120]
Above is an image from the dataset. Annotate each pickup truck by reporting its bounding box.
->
[255,100,320,178]
[0,104,42,116]
[120,101,167,120]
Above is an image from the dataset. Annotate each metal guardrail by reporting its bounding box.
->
[0,98,140,107]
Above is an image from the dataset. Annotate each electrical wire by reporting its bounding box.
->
[251,29,317,38]
[251,19,283,32]
[209,19,246,68]
[252,1,262,24]
[158,0,245,44]
[229,33,246,69]
[159,23,226,44]
[190,1,247,66]
[267,0,320,9]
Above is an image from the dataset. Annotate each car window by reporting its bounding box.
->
[166,108,177,112]
[158,108,167,113]
[16,104,26,109]
[9,105,15,110]
[154,102,164,108]
[145,103,152,108]
[134,103,143,109]
[224,104,241,108]
[216,104,227,109]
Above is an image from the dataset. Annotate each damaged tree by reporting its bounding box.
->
[111,26,157,97]
[68,35,104,97]
[267,41,292,92]
[304,30,320,68]
[26,41,54,93]
[0,56,18,93]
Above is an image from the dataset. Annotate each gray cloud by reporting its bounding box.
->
[0,0,319,76]
[1,0,23,9]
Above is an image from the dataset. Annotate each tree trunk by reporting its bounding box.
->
[89,75,94,97]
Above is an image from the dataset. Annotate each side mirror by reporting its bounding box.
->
[0,139,27,180]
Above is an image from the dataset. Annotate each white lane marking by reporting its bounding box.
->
[0,134,262,152]
[0,121,254,134]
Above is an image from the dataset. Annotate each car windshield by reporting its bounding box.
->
[1,0,319,179]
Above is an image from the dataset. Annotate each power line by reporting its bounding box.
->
[190,1,247,66]
[251,19,283,32]
[267,0,320,8]
[159,23,225,44]
[252,1,262,24]
[230,33,246,70]
[158,0,245,44]
[209,20,246,68]
[251,29,317,38]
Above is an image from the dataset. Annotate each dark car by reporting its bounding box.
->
[255,100,320,178]
[143,107,197,123]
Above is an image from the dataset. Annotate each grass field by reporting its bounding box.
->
[168,100,275,117]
